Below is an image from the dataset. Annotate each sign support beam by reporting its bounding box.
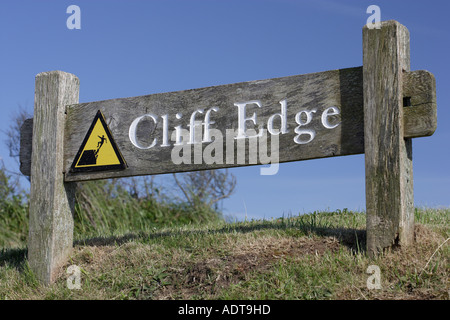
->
[363,20,414,256]
[28,71,79,284]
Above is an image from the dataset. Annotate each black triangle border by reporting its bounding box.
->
[70,110,127,173]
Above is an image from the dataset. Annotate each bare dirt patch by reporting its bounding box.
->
[157,235,341,299]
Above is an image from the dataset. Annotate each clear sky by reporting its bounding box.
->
[1,0,449,221]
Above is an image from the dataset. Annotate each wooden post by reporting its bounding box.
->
[363,21,414,256]
[28,71,79,284]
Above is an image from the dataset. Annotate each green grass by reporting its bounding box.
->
[0,179,223,248]
[0,208,448,300]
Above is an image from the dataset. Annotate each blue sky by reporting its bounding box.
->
[0,0,449,221]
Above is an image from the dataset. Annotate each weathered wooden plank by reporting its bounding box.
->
[363,20,415,256]
[19,118,33,176]
[62,67,365,181]
[403,70,437,138]
[28,71,79,284]
[19,67,437,179]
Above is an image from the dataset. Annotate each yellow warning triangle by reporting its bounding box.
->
[70,110,126,173]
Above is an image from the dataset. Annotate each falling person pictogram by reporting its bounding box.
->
[70,110,126,172]
[77,135,107,165]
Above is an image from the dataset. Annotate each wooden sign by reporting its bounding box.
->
[20,21,437,284]
[20,68,435,181]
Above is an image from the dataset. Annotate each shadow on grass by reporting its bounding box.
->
[0,247,27,271]
[75,220,367,254]
[0,217,367,268]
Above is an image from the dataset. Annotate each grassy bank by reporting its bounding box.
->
[0,208,448,300]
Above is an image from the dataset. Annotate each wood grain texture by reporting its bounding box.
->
[363,20,414,256]
[19,68,436,178]
[403,70,437,138]
[27,71,79,284]
[19,118,33,176]
[62,67,365,182]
